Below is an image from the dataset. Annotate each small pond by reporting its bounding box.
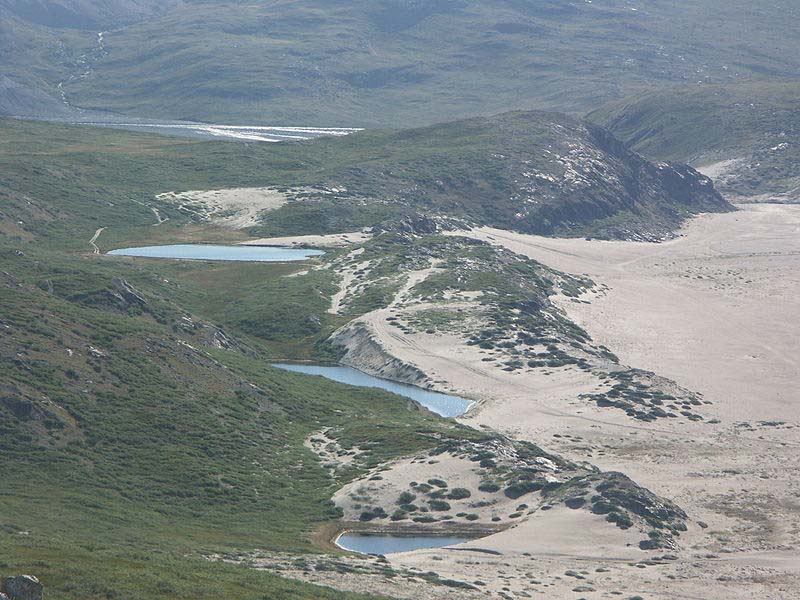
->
[108,244,324,262]
[336,533,470,555]
[270,363,472,418]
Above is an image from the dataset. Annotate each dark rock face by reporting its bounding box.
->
[524,121,731,240]
[2,575,43,600]
[639,530,677,551]
[564,496,586,509]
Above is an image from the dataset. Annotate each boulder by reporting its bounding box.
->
[3,575,43,600]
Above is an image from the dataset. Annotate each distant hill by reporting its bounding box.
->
[258,110,732,240]
[588,82,800,202]
[2,0,800,126]
[0,74,74,117]
[0,0,178,28]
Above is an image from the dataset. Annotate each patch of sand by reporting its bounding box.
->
[422,204,800,597]
[157,187,290,228]
[465,205,800,425]
[242,231,372,248]
[334,448,561,526]
[696,157,746,180]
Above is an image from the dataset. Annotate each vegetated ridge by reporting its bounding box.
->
[286,110,731,241]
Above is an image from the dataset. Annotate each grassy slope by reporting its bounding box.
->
[1,118,499,599]
[4,1,800,125]
[1,114,729,244]
[587,81,800,199]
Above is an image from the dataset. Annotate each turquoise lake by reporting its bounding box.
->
[336,533,470,555]
[270,364,472,418]
[108,244,324,262]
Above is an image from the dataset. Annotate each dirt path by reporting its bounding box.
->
[89,227,105,254]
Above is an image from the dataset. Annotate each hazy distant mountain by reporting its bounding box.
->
[2,0,799,126]
[0,0,179,28]
[0,74,74,116]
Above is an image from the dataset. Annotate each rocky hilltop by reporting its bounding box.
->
[269,111,733,241]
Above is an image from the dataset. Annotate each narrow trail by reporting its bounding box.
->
[89,227,105,254]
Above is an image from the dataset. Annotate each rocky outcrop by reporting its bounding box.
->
[329,321,428,387]
[174,315,250,353]
[2,575,43,600]
[372,212,441,235]
[594,472,688,533]
[70,277,148,312]
[111,277,147,306]
[319,111,733,241]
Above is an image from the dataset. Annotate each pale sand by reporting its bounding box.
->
[339,205,800,598]
[156,187,290,228]
[464,204,800,425]
[242,231,372,249]
[696,157,746,180]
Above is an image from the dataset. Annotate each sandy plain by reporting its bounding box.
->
[223,205,800,599]
[325,204,800,599]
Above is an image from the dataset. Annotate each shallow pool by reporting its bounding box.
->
[108,244,324,262]
[336,533,470,555]
[270,363,472,417]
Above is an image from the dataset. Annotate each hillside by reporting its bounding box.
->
[0,116,488,599]
[1,112,730,243]
[285,111,731,240]
[588,82,800,202]
[0,0,178,28]
[0,116,722,598]
[2,0,800,125]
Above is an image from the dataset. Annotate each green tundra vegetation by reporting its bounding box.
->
[2,1,799,126]
[3,110,732,249]
[0,117,492,599]
[0,106,726,598]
